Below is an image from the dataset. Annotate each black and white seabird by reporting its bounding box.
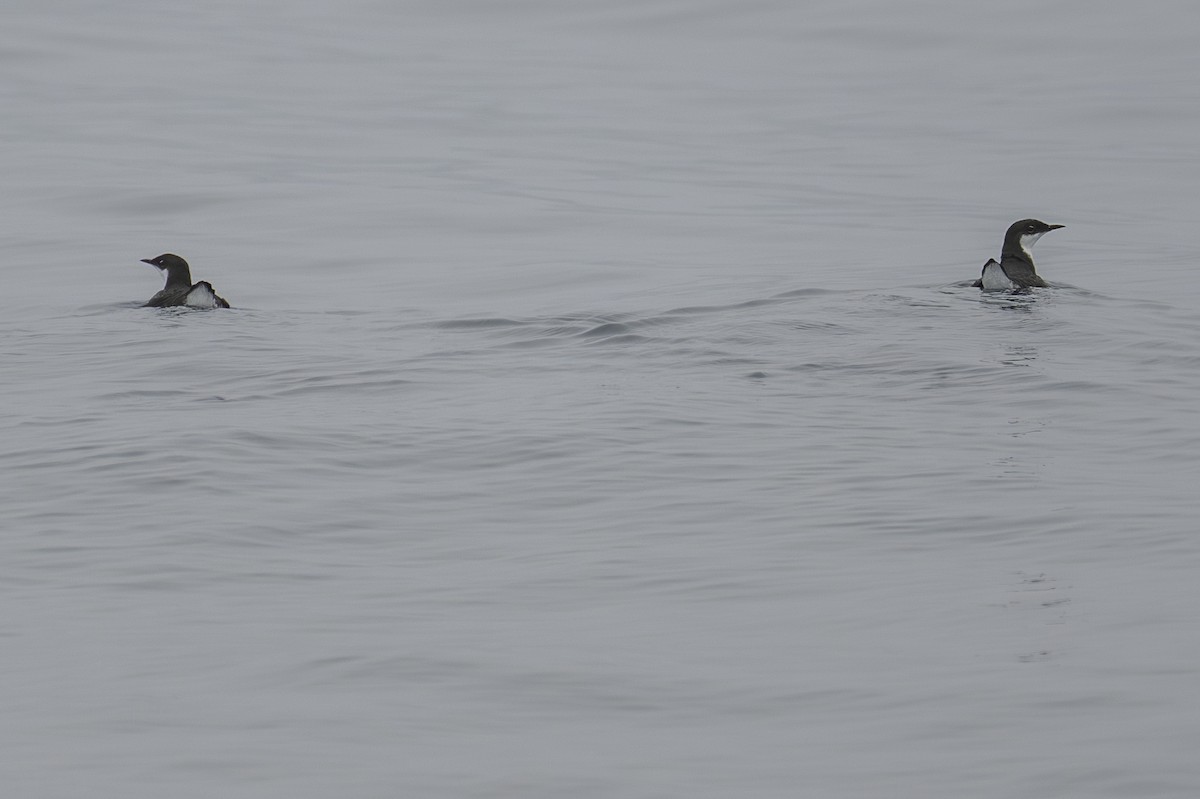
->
[975,219,1064,291]
[141,254,230,308]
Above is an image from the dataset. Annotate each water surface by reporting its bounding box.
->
[3,1,1200,797]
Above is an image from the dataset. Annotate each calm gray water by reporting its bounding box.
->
[4,1,1200,796]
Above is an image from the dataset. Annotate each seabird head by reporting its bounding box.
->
[1003,219,1064,260]
[140,253,192,286]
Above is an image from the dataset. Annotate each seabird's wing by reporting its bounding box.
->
[184,282,230,309]
[972,259,999,289]
[979,259,1018,291]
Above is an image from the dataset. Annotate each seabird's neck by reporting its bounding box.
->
[1002,233,1043,267]
[163,266,193,287]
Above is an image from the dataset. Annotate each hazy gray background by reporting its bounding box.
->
[3,1,1200,796]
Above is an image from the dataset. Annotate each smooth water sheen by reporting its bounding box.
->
[4,1,1200,797]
